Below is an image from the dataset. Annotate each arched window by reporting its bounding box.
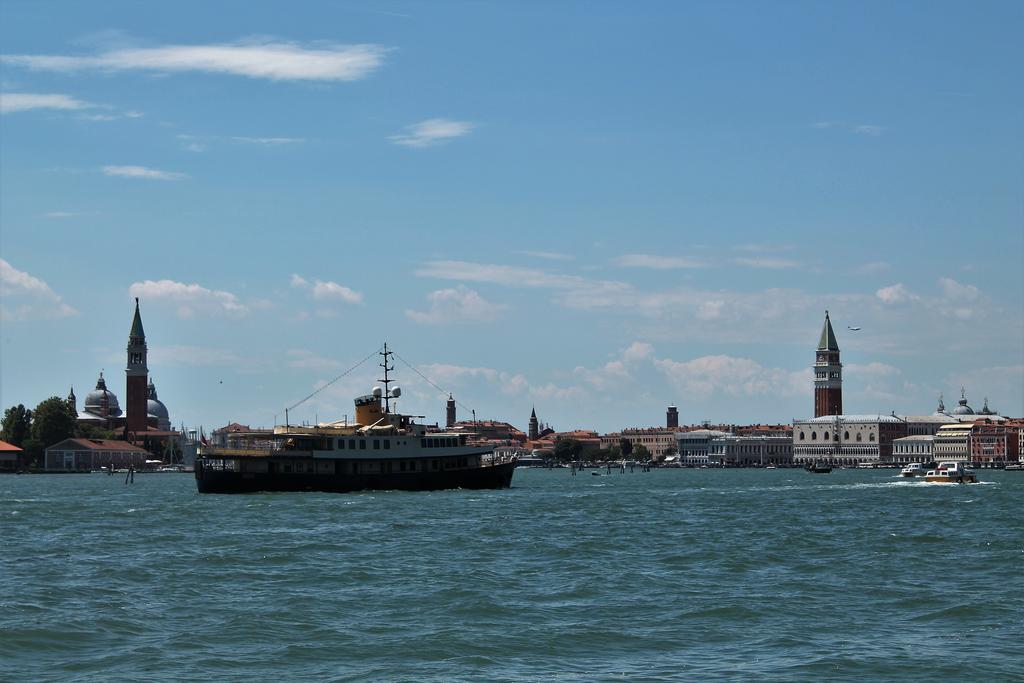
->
[824,431,829,441]
[844,431,850,440]
[869,433,876,442]
[799,432,805,441]
[811,432,817,441]
[856,433,862,442]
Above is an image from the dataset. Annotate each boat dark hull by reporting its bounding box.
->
[195,460,516,494]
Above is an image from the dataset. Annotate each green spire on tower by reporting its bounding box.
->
[130,297,145,340]
[817,310,839,351]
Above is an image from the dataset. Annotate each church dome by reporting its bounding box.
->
[147,379,170,429]
[952,389,974,416]
[83,372,123,417]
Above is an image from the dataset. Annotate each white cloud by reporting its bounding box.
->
[128,279,249,318]
[41,211,78,219]
[416,259,616,291]
[622,341,655,363]
[311,280,362,304]
[875,283,918,304]
[290,273,361,304]
[390,118,473,148]
[405,285,503,324]
[0,258,77,321]
[4,40,388,82]
[938,277,979,302]
[654,355,809,398]
[102,165,187,181]
[0,92,97,114]
[614,254,708,269]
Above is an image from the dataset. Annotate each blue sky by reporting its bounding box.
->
[1,1,1022,434]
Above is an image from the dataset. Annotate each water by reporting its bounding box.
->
[2,469,1022,682]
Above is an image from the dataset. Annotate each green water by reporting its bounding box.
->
[2,469,1022,681]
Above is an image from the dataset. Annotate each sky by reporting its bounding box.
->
[1,0,1022,435]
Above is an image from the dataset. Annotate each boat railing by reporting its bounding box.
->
[482,451,518,467]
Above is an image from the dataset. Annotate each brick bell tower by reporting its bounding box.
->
[813,310,843,417]
[125,298,149,435]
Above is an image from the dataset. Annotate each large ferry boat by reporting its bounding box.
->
[195,345,516,494]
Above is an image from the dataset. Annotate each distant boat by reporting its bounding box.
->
[1004,463,1024,471]
[806,461,832,474]
[924,462,977,484]
[899,463,926,477]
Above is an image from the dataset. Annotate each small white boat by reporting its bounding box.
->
[900,463,927,478]
[924,462,977,484]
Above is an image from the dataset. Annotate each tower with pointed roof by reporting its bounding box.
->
[813,311,843,418]
[125,298,149,435]
[528,407,539,441]
[67,386,76,414]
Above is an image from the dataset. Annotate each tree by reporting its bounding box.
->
[634,444,651,461]
[1,404,32,447]
[76,423,115,440]
[31,396,77,451]
[553,438,583,462]
[619,438,633,458]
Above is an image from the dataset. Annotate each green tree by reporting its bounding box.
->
[553,438,583,462]
[634,444,651,461]
[75,423,115,440]
[31,396,77,450]
[619,438,633,458]
[1,404,32,447]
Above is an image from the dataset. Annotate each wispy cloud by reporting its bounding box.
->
[0,258,77,321]
[654,354,809,399]
[390,118,473,148]
[290,273,363,304]
[102,165,187,181]
[128,279,249,318]
[614,254,708,269]
[517,250,575,261]
[405,285,503,324]
[875,282,918,304]
[0,92,97,114]
[812,121,886,136]
[3,40,388,82]
[734,256,801,269]
[231,136,304,145]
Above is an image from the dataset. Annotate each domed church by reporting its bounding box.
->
[68,299,174,435]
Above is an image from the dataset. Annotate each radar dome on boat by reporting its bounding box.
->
[390,387,401,398]
[372,387,383,398]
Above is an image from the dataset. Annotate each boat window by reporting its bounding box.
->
[283,464,292,473]
[432,459,439,470]
[383,439,390,450]
[409,461,416,471]
[373,439,380,449]
[400,461,406,472]
[338,439,345,449]
[359,440,366,450]
[349,440,356,449]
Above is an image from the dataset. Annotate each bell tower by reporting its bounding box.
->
[813,310,843,418]
[446,394,457,428]
[125,298,149,435]
[528,407,539,440]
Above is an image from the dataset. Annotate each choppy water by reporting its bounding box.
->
[2,468,1022,682]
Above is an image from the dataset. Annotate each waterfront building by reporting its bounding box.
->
[891,435,935,464]
[449,420,526,445]
[933,423,971,462]
[813,311,843,418]
[0,440,24,472]
[709,433,793,466]
[792,414,908,466]
[601,428,678,456]
[667,405,679,430]
[44,438,149,472]
[676,429,729,466]
[968,420,1020,466]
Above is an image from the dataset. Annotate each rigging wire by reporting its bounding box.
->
[286,348,380,413]
[392,351,476,416]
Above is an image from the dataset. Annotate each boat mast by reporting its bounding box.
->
[379,342,395,413]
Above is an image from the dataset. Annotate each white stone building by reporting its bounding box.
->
[792,414,908,466]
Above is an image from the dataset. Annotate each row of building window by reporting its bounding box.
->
[799,431,876,442]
